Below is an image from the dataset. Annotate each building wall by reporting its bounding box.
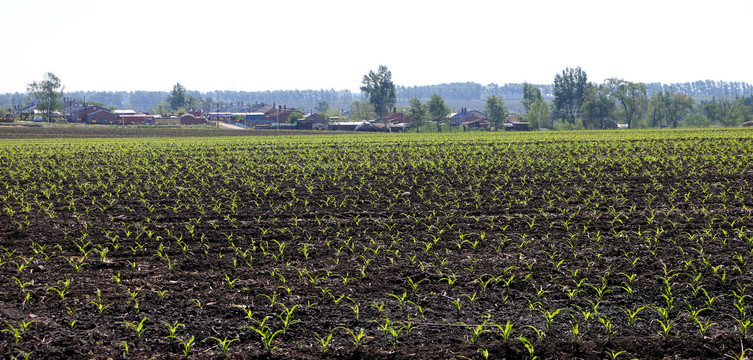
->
[154,118,180,126]
[181,117,207,125]
[88,111,117,124]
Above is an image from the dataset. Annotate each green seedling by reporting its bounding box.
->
[241,317,284,353]
[494,320,514,341]
[205,335,239,356]
[225,274,240,289]
[164,322,184,338]
[123,317,147,339]
[278,303,300,332]
[314,330,334,353]
[338,326,370,348]
[173,335,195,355]
[517,336,538,360]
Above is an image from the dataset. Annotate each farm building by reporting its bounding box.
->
[67,105,117,124]
[328,122,365,131]
[504,122,530,131]
[207,112,266,125]
[180,114,208,125]
[113,110,137,116]
[379,109,411,125]
[154,117,180,125]
[451,108,488,127]
[118,115,156,125]
[297,113,327,130]
[265,105,302,123]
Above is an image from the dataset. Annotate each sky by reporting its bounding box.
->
[1,0,751,94]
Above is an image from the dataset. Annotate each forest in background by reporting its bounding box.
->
[3,80,751,114]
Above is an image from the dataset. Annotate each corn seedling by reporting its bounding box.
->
[605,349,626,360]
[123,317,148,339]
[204,335,239,356]
[278,303,299,333]
[172,335,195,355]
[241,317,284,353]
[462,316,491,345]
[314,330,334,353]
[517,336,538,360]
[338,326,370,348]
[539,308,563,329]
[164,322,184,338]
[494,320,514,341]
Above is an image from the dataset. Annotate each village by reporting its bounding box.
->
[10,99,534,132]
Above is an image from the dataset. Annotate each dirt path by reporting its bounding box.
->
[217,121,245,130]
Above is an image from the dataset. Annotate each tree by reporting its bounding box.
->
[315,100,329,113]
[553,67,589,126]
[730,103,753,126]
[521,82,543,112]
[360,65,396,129]
[684,112,708,128]
[606,78,647,129]
[153,103,169,116]
[704,98,753,127]
[661,88,693,128]
[166,82,187,111]
[647,93,665,128]
[580,85,615,129]
[27,72,63,122]
[407,97,427,132]
[525,99,549,130]
[427,94,450,132]
[349,100,375,121]
[703,101,721,126]
[485,95,509,130]
[289,111,303,123]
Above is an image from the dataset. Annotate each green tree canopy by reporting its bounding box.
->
[167,82,187,111]
[525,99,549,130]
[407,97,427,132]
[647,93,665,128]
[580,85,615,129]
[553,66,589,125]
[289,111,303,123]
[605,78,647,129]
[26,72,63,122]
[485,95,509,131]
[702,97,752,127]
[427,93,450,132]
[522,82,543,112]
[661,88,693,128]
[360,65,396,119]
[349,100,375,121]
[315,100,329,113]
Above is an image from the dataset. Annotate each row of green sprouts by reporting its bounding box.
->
[1,129,752,358]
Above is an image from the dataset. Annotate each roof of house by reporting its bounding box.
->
[450,109,485,119]
[379,111,411,124]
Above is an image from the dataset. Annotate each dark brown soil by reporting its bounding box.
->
[1,128,753,359]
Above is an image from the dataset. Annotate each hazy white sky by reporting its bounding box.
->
[1,0,750,93]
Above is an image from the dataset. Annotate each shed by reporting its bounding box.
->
[504,122,530,131]
[298,113,328,130]
[119,115,155,125]
[180,114,207,125]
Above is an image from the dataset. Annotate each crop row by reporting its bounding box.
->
[0,129,752,358]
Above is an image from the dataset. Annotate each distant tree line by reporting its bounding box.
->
[3,73,752,126]
[1,88,356,114]
[397,82,555,101]
[547,67,753,129]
